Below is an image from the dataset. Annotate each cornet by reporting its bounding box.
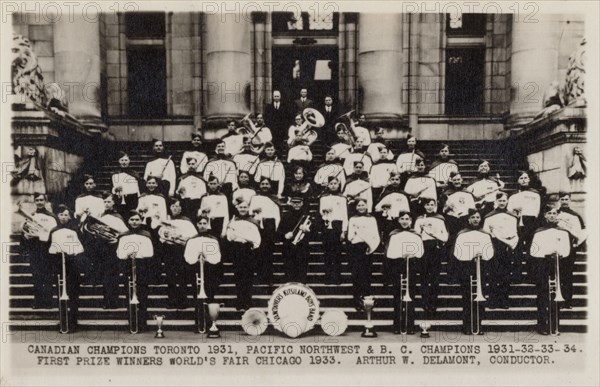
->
[196,254,208,334]
[128,252,140,334]
[470,254,486,335]
[57,250,70,334]
[548,252,565,336]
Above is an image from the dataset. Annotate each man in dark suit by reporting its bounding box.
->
[294,88,313,113]
[264,90,290,147]
[319,95,338,146]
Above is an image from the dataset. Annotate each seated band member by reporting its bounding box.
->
[117,210,156,332]
[221,120,246,157]
[386,212,424,334]
[319,177,349,284]
[199,176,230,238]
[441,172,476,238]
[343,161,373,213]
[176,157,207,220]
[280,196,312,283]
[482,192,519,309]
[249,178,282,286]
[314,148,347,193]
[226,201,261,311]
[366,127,394,163]
[404,159,437,216]
[180,133,208,175]
[451,208,494,335]
[283,165,314,207]
[144,139,177,197]
[158,198,198,309]
[396,135,425,183]
[203,141,239,198]
[342,137,373,177]
[253,142,285,198]
[466,160,504,217]
[20,193,58,309]
[414,198,448,318]
[370,146,398,200]
[112,151,142,218]
[94,192,129,309]
[556,191,587,309]
[428,143,459,191]
[48,205,85,331]
[137,176,168,230]
[233,139,261,176]
[529,205,571,335]
[232,171,257,207]
[347,199,381,311]
[75,174,104,219]
[184,216,223,303]
[374,172,410,239]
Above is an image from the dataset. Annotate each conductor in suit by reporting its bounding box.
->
[320,95,338,146]
[264,90,290,147]
[294,88,314,113]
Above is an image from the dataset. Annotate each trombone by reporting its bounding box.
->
[548,252,565,336]
[128,252,139,334]
[57,250,70,334]
[399,256,412,334]
[196,254,208,334]
[470,254,486,335]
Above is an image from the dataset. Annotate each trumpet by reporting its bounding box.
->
[398,256,412,335]
[292,215,311,245]
[548,252,565,336]
[470,254,486,335]
[128,252,139,334]
[57,250,70,334]
[196,254,208,334]
[81,215,123,243]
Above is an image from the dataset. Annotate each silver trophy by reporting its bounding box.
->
[154,315,165,339]
[420,322,432,338]
[361,296,377,338]
[207,303,224,338]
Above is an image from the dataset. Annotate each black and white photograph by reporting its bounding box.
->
[1,1,598,386]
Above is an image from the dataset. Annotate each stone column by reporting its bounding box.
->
[53,16,104,130]
[204,14,252,130]
[509,15,560,127]
[358,14,404,125]
[253,12,267,113]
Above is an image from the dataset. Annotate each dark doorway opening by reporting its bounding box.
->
[445,47,485,115]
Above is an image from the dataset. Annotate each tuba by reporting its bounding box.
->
[548,252,565,336]
[335,110,358,146]
[128,252,139,334]
[57,250,70,334]
[470,254,486,335]
[81,215,122,243]
[298,108,325,138]
[196,254,208,334]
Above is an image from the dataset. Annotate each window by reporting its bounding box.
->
[272,12,339,33]
[445,48,485,115]
[125,12,165,38]
[446,13,486,36]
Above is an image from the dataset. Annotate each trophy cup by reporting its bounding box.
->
[420,322,432,338]
[207,303,224,338]
[154,315,165,339]
[361,296,377,338]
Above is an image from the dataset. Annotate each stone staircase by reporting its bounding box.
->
[7,140,588,333]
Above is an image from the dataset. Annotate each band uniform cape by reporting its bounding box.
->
[529,226,571,258]
[396,150,425,175]
[111,169,141,198]
[222,132,245,157]
[348,214,380,254]
[482,209,519,250]
[226,215,262,249]
[428,159,459,187]
[75,193,104,219]
[287,125,317,147]
[23,209,58,242]
[184,234,222,265]
[158,216,197,245]
[93,210,129,244]
[453,229,495,262]
[319,193,349,232]
[254,158,286,197]
[343,178,373,212]
[366,142,395,163]
[176,172,207,200]
[203,155,238,190]
[343,151,373,176]
[249,194,282,230]
[232,187,256,207]
[375,191,411,219]
[386,229,425,259]
[137,192,168,229]
[116,230,154,259]
[48,227,85,256]
[287,145,313,163]
[413,213,449,243]
[250,124,273,147]
[144,156,177,197]
[557,209,587,246]
[404,173,438,202]
[507,189,541,218]
[314,162,346,190]
[443,188,476,219]
[370,161,398,189]
[466,175,503,205]
[330,142,352,161]
[180,150,208,175]
[352,125,371,146]
[233,151,260,175]
[199,194,230,233]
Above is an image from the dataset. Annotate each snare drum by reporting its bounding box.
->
[267,282,320,338]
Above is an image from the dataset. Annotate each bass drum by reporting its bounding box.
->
[320,309,348,336]
[267,282,320,338]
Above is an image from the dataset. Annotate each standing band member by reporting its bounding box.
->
[221,120,246,157]
[342,138,372,177]
[232,171,257,207]
[466,160,504,217]
[319,177,348,284]
[226,201,261,311]
[428,144,458,191]
[253,142,285,198]
[370,146,397,201]
[396,135,425,184]
[283,165,314,206]
[404,159,437,216]
[137,176,168,230]
[199,176,230,238]
[441,172,476,238]
[374,172,410,240]
[233,140,260,176]
[204,141,238,198]
[280,197,312,283]
[314,148,346,192]
[144,139,177,197]
[347,199,380,311]
[508,170,542,241]
[75,174,104,219]
[386,212,424,334]
[180,133,208,175]
[366,128,394,163]
[176,157,207,220]
[343,161,373,214]
[112,152,142,218]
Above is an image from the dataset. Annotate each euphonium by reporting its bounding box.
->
[128,252,139,334]
[81,215,122,243]
[548,252,565,336]
[57,250,70,334]
[17,206,47,239]
[196,254,208,334]
[158,221,190,246]
[470,254,485,335]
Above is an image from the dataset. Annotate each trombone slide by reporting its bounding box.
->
[196,256,208,334]
[128,254,139,334]
[469,255,485,335]
[548,252,565,336]
[58,251,70,334]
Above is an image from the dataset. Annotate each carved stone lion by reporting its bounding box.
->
[563,38,586,107]
[12,35,48,106]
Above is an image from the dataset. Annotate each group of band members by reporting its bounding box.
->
[19,89,585,335]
